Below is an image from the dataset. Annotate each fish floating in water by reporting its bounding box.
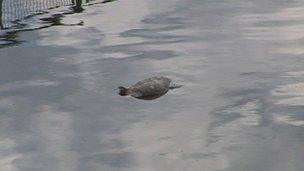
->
[118,76,182,100]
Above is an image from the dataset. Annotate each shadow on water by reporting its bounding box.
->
[101,0,118,4]
[0,0,3,29]
[0,0,117,48]
[71,0,84,13]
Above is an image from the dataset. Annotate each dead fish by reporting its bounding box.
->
[118,76,182,100]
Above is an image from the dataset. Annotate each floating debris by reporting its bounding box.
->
[118,76,182,100]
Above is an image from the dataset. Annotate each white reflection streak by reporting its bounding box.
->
[92,0,149,46]
[31,105,76,171]
[0,138,20,171]
[236,5,304,48]
[274,115,304,127]
[0,80,59,92]
[272,82,304,106]
[0,97,22,171]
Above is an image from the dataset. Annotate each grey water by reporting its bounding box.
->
[1,0,304,170]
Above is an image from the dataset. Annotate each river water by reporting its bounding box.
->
[1,0,304,170]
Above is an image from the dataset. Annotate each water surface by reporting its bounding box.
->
[1,0,304,170]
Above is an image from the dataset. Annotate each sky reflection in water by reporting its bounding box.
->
[1,0,304,171]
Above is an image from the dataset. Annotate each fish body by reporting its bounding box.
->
[119,76,179,100]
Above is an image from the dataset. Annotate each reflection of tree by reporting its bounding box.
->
[0,0,3,29]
